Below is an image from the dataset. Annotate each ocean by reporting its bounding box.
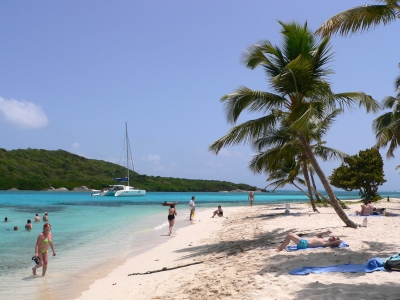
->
[0,190,398,299]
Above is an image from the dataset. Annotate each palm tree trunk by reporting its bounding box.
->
[299,134,357,228]
[301,156,317,211]
[292,182,310,198]
[309,169,322,202]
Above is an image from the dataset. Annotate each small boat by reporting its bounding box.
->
[102,122,146,197]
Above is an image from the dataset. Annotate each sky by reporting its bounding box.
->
[1,1,400,191]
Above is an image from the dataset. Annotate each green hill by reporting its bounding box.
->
[0,148,257,192]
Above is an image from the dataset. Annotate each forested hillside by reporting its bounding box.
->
[0,148,257,192]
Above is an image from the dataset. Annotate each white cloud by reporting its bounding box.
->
[0,97,48,129]
[72,142,80,151]
[142,154,161,164]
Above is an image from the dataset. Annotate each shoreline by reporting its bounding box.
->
[76,207,228,299]
[76,199,400,299]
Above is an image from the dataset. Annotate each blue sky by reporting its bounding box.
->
[1,1,400,191]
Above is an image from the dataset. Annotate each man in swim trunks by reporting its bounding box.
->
[211,206,223,218]
[189,196,195,220]
[275,230,341,251]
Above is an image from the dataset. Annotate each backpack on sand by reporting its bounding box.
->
[384,252,400,271]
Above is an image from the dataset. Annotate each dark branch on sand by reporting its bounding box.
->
[127,261,204,276]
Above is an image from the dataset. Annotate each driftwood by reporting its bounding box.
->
[128,261,204,276]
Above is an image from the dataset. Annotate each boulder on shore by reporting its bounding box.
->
[72,186,90,191]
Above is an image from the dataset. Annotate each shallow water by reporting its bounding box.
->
[0,190,397,299]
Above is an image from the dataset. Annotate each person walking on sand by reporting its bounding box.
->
[167,205,177,236]
[34,213,40,222]
[43,212,49,222]
[32,223,56,276]
[212,206,223,218]
[189,196,195,220]
[275,230,341,251]
[248,191,254,207]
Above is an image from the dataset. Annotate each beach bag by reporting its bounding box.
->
[384,252,400,271]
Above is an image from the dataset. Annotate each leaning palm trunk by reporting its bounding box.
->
[299,134,357,228]
[309,170,322,202]
[301,157,317,211]
[292,182,310,198]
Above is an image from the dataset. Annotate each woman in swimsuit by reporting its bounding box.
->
[248,191,254,207]
[168,205,177,236]
[32,223,56,276]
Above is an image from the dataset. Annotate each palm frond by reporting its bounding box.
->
[221,87,287,124]
[316,4,398,37]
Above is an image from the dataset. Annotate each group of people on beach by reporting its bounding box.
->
[355,200,375,215]
[167,196,225,236]
[4,212,56,276]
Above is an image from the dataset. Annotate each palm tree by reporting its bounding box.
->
[316,1,400,37]
[264,157,308,194]
[373,80,400,157]
[209,21,380,228]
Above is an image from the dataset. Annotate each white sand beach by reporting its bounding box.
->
[77,199,400,300]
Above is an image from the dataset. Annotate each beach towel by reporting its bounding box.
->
[285,240,349,252]
[289,257,385,275]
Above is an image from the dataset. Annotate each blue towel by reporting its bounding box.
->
[289,257,385,275]
[285,240,349,252]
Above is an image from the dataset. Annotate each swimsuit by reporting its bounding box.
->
[168,214,175,221]
[297,238,309,249]
[40,237,52,253]
[219,211,223,216]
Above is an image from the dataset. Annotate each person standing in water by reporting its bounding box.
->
[34,213,40,222]
[167,204,177,236]
[25,219,33,230]
[43,212,49,222]
[248,191,254,207]
[32,223,56,276]
[189,196,195,220]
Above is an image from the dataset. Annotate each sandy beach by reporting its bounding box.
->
[77,199,400,300]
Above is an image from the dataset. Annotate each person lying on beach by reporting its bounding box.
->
[275,230,341,252]
[212,206,223,218]
[355,200,374,215]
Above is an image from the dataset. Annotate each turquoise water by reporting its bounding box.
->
[0,190,398,299]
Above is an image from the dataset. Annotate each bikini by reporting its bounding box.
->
[168,214,175,221]
[40,237,52,253]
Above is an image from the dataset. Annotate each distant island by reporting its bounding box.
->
[0,148,260,192]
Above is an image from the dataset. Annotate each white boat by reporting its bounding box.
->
[102,185,146,197]
[102,123,146,197]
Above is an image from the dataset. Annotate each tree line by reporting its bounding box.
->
[0,148,257,192]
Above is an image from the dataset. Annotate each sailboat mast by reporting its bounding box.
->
[126,122,129,186]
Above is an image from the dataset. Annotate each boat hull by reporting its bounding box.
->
[102,185,146,197]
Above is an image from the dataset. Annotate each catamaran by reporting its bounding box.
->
[101,122,146,197]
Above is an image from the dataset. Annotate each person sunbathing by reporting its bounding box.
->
[355,200,374,215]
[275,230,341,252]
